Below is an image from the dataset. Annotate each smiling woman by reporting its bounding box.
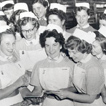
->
[21,28,75,106]
[0,25,30,106]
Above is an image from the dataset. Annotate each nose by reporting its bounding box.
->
[9,44,14,50]
[49,46,53,53]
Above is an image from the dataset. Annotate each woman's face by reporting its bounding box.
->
[0,34,16,56]
[48,14,64,28]
[45,37,61,59]
[76,9,90,27]
[68,49,84,62]
[92,40,103,56]
[32,2,47,19]
[21,22,37,40]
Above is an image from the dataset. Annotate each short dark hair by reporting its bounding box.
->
[2,4,14,11]
[33,0,49,7]
[46,8,67,24]
[75,7,90,16]
[40,29,65,51]
[100,14,106,20]
[65,35,92,54]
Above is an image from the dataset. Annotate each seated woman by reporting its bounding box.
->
[51,35,105,106]
[22,29,74,106]
[0,25,29,106]
[16,11,47,72]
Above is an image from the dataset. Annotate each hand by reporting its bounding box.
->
[15,74,30,87]
[47,89,70,100]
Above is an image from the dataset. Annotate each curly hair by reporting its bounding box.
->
[65,36,92,54]
[46,8,67,24]
[32,0,49,7]
[40,29,65,52]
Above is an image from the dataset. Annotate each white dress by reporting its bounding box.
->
[0,51,25,106]
[31,55,74,106]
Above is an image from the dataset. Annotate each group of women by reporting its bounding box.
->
[0,0,106,106]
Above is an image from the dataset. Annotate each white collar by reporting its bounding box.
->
[0,50,13,62]
[77,23,90,29]
[25,38,39,46]
[100,54,106,60]
[48,53,63,63]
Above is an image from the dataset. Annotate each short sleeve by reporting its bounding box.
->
[86,67,104,95]
[30,63,41,87]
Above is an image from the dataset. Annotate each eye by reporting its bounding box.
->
[45,44,49,47]
[53,43,58,46]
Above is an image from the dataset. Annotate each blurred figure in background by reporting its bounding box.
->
[47,3,71,40]
[32,0,49,26]
[68,2,96,33]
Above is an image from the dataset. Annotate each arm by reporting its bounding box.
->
[0,74,29,100]
[20,85,43,98]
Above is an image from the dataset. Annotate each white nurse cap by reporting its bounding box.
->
[1,0,14,8]
[46,24,63,33]
[14,3,29,12]
[75,2,90,9]
[20,11,38,20]
[73,28,96,44]
[50,3,66,13]
[0,11,5,15]
[99,26,106,37]
[0,25,10,33]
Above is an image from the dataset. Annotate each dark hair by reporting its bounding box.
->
[2,4,14,11]
[10,9,26,24]
[0,28,16,43]
[33,0,49,7]
[0,15,8,24]
[94,31,106,55]
[75,7,90,16]
[65,36,92,54]
[100,14,106,20]
[40,29,65,51]
[46,8,67,25]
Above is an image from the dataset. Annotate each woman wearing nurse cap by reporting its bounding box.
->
[47,3,71,40]
[67,2,96,34]
[0,25,30,106]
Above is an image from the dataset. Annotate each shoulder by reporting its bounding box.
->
[67,26,77,34]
